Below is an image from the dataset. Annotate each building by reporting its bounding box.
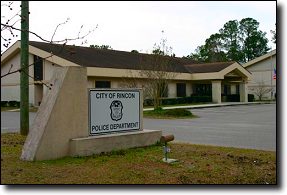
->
[243,49,276,100]
[1,41,252,106]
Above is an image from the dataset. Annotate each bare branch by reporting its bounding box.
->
[50,18,70,42]
[20,69,52,90]
[1,52,54,78]
[1,23,96,44]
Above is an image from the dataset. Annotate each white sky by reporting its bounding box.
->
[1,1,277,57]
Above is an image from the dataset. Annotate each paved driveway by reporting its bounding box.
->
[144,104,276,151]
[1,104,276,151]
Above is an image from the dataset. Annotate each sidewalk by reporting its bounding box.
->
[143,101,275,111]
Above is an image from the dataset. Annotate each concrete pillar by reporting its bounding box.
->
[212,80,222,103]
[168,82,176,98]
[240,81,248,102]
[230,84,237,95]
[186,82,192,97]
[21,66,89,161]
[111,80,118,88]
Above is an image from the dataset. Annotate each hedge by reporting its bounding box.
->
[1,101,20,107]
[143,95,212,106]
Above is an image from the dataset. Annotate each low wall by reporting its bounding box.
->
[70,129,162,157]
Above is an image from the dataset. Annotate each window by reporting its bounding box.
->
[34,55,43,81]
[193,84,211,96]
[95,81,111,88]
[176,83,186,97]
[236,84,240,94]
[222,85,231,95]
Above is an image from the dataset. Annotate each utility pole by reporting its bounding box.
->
[20,1,29,135]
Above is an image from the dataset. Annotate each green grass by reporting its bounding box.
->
[144,108,198,119]
[1,133,276,184]
[1,106,38,112]
[1,107,19,111]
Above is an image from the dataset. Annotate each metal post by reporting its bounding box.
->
[20,1,29,135]
[164,143,168,161]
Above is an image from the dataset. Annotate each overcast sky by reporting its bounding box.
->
[1,1,277,57]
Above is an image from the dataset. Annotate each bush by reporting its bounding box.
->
[8,101,20,107]
[164,108,192,117]
[226,94,240,102]
[143,99,154,106]
[143,95,212,107]
[153,107,163,113]
[1,101,8,107]
[190,95,212,103]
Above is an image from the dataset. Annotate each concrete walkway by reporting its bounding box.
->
[143,101,275,111]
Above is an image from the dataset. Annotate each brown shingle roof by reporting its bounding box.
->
[29,41,197,73]
[184,61,236,73]
[29,41,236,74]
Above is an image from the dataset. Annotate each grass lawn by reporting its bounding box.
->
[1,107,38,112]
[1,133,276,184]
[143,108,198,119]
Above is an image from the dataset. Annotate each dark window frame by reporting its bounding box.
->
[176,83,186,97]
[33,55,43,81]
[95,80,111,88]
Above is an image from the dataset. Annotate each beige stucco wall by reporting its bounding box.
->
[43,60,62,96]
[1,53,35,104]
[246,55,276,100]
[1,52,63,105]
[87,77,193,99]
[21,66,88,161]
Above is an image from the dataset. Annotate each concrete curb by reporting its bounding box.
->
[143,101,276,111]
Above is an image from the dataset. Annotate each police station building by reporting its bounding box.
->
[1,41,252,106]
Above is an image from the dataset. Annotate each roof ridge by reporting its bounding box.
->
[28,41,194,62]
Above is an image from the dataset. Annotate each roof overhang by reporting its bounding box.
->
[87,67,191,80]
[1,41,21,65]
[191,62,252,81]
[243,49,276,68]
[1,40,79,67]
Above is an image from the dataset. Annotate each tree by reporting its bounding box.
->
[270,23,276,44]
[239,18,270,62]
[219,20,243,62]
[249,81,273,101]
[187,33,227,63]
[186,17,270,63]
[122,37,177,110]
[131,49,139,53]
[90,44,112,50]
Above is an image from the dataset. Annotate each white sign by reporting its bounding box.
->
[89,89,141,135]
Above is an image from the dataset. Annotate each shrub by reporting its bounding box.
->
[144,95,212,107]
[153,107,163,113]
[164,108,192,117]
[143,99,154,106]
[190,95,212,103]
[1,101,8,107]
[226,94,240,102]
[8,101,20,107]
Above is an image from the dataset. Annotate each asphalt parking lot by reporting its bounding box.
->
[144,104,276,151]
[1,104,276,151]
